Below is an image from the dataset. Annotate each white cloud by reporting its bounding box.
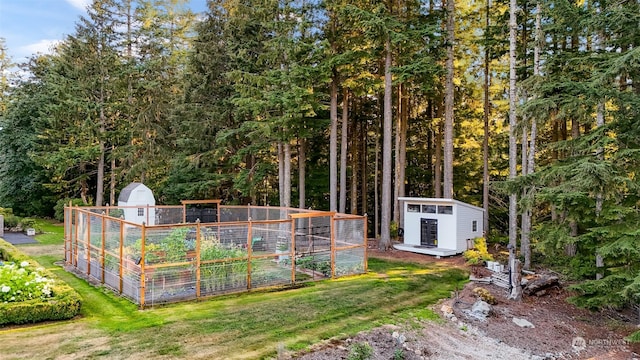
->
[65,0,91,11]
[20,39,61,57]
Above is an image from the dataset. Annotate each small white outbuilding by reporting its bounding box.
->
[117,182,156,225]
[394,197,485,257]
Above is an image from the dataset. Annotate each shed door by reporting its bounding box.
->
[420,219,438,247]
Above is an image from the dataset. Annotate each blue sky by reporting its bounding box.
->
[0,0,208,65]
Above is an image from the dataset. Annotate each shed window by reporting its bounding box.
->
[138,208,145,217]
[437,205,453,214]
[407,204,420,213]
[422,205,436,213]
[472,220,478,232]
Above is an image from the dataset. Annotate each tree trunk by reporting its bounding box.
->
[394,85,401,224]
[521,125,531,270]
[283,142,291,208]
[521,2,541,271]
[482,0,491,234]
[393,84,407,224]
[508,0,519,295]
[329,75,338,212]
[339,88,349,213]
[278,143,284,206]
[380,34,393,250]
[434,119,443,198]
[443,0,455,199]
[96,106,106,207]
[374,109,381,238]
[351,115,359,214]
[80,163,89,205]
[595,102,604,215]
[566,220,577,256]
[398,90,407,229]
[110,155,116,206]
[298,138,306,209]
[360,118,367,216]
[509,258,523,300]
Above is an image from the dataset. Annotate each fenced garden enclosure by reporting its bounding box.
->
[64,201,367,307]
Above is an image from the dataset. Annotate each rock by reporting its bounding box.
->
[450,316,458,322]
[392,331,406,344]
[512,317,535,328]
[470,300,492,320]
[441,304,454,315]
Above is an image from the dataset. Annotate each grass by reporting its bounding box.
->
[1,222,469,359]
[33,218,65,245]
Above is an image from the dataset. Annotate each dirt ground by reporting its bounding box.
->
[290,247,640,360]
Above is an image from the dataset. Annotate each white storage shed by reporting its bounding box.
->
[117,182,156,225]
[394,197,484,257]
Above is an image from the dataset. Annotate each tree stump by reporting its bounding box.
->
[509,258,522,301]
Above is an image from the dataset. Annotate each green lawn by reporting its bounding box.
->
[33,218,65,245]
[1,222,468,359]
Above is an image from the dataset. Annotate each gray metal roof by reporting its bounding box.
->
[118,182,143,203]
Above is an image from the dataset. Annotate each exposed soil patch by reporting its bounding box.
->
[291,246,640,359]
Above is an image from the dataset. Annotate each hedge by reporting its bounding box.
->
[0,239,82,325]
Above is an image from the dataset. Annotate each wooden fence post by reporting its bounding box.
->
[330,215,336,279]
[101,212,106,284]
[196,220,201,299]
[290,216,296,283]
[140,222,146,309]
[86,213,91,276]
[119,220,124,293]
[364,214,368,273]
[247,219,253,290]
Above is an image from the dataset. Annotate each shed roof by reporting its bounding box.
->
[118,182,144,203]
[398,197,485,212]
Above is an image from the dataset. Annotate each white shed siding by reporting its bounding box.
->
[401,199,457,250]
[433,207,457,249]
[455,202,483,250]
[399,197,485,254]
[402,202,422,246]
[118,183,156,225]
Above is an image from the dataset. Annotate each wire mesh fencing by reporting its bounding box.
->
[64,203,367,308]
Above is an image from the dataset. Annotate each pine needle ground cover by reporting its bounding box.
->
[0,226,467,360]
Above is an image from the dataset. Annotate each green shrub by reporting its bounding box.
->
[472,287,497,304]
[0,208,13,216]
[347,342,373,360]
[463,237,494,265]
[0,240,82,325]
[2,214,21,229]
[108,209,124,218]
[20,218,36,229]
[54,198,86,222]
[390,221,399,238]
